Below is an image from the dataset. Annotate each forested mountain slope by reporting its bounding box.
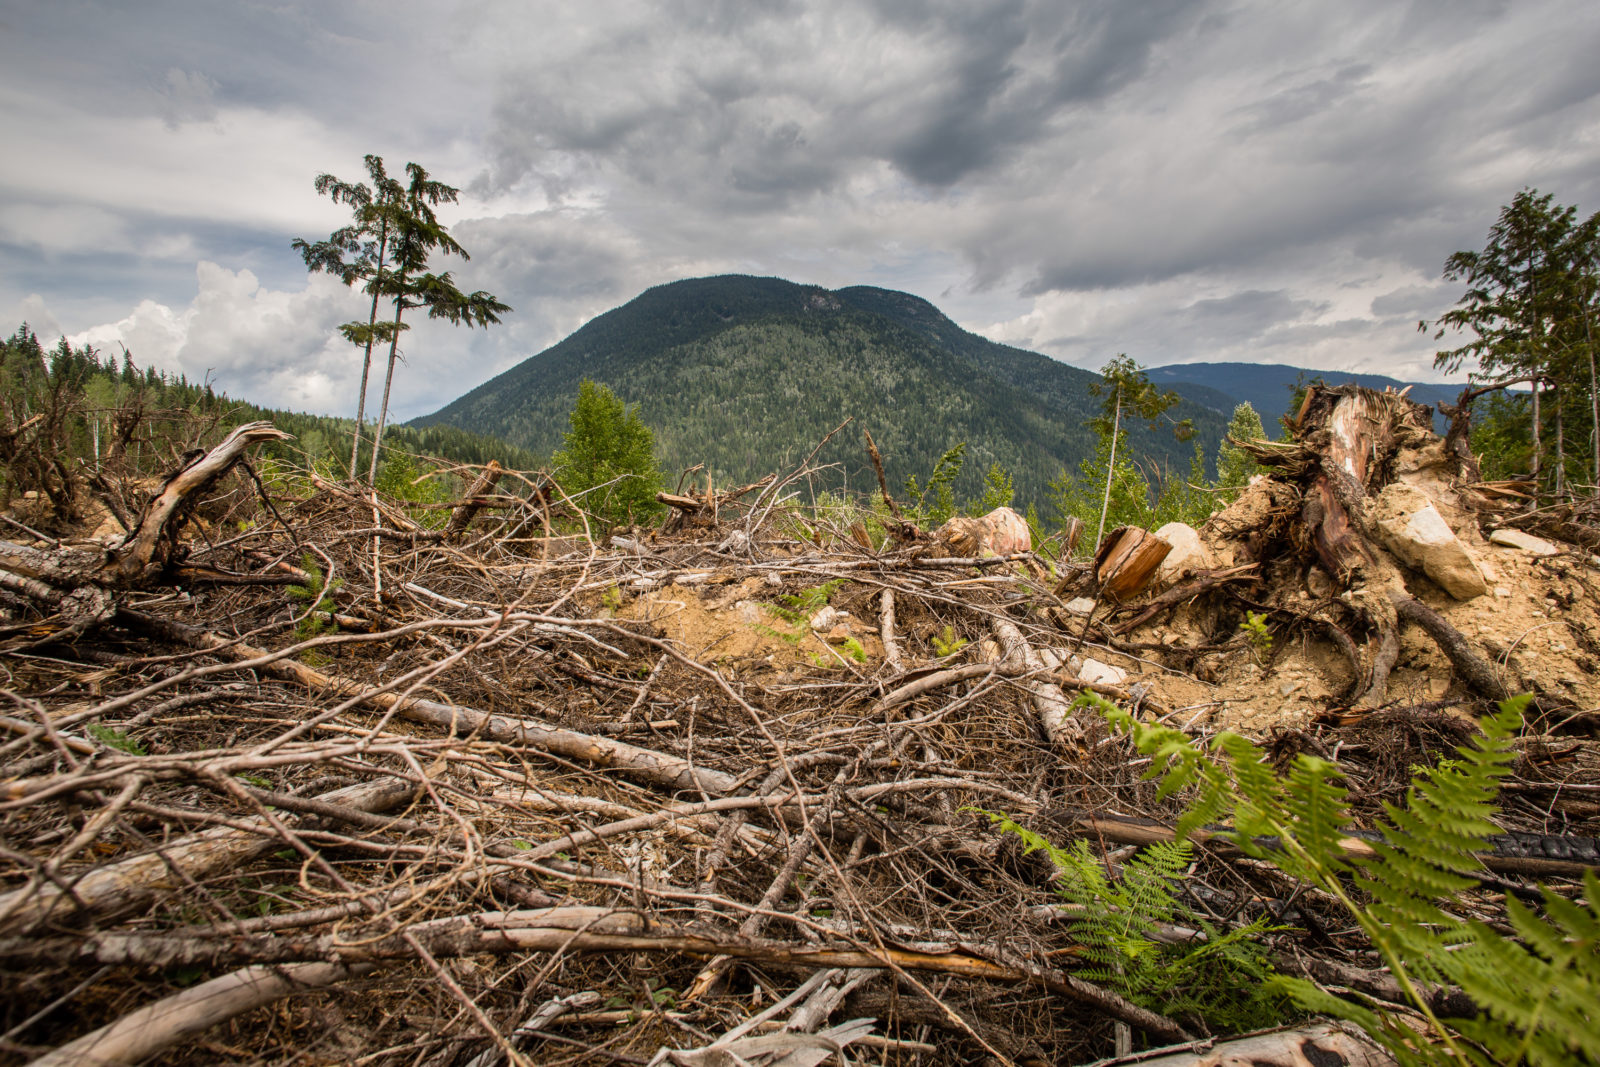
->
[413,276,1225,509]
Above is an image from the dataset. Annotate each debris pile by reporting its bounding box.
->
[1,389,1597,1065]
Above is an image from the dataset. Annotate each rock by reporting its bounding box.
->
[1371,483,1487,600]
[1152,522,1211,588]
[823,624,854,645]
[765,571,785,587]
[1495,586,1511,598]
[809,606,842,631]
[1063,597,1096,616]
[1488,528,1561,556]
[1079,658,1126,687]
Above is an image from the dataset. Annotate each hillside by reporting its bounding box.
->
[412,276,1227,511]
[1148,361,1462,431]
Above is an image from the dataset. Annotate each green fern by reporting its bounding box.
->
[974,810,1289,1032]
[1082,690,1600,1066]
[764,579,848,628]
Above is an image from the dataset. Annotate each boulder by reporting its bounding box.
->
[1152,522,1212,587]
[1488,528,1561,556]
[1371,483,1487,600]
[1079,658,1127,687]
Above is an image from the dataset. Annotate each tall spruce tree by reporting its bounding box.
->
[1086,355,1187,548]
[293,155,406,478]
[294,157,510,485]
[1426,189,1600,495]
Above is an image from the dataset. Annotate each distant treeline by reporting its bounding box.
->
[0,324,542,505]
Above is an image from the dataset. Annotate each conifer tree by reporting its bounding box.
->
[552,380,664,527]
[1425,189,1600,495]
[1086,356,1187,547]
[294,157,510,485]
[1216,402,1266,497]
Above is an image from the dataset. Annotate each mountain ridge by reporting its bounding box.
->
[412,275,1225,511]
[413,275,1462,512]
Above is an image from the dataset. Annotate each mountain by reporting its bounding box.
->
[412,275,1226,511]
[1145,362,1462,431]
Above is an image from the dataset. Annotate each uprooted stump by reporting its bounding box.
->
[1095,384,1532,711]
[0,421,291,647]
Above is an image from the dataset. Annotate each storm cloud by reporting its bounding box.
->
[3,0,1598,419]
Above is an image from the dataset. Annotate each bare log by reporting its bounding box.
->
[12,907,1193,1044]
[879,588,903,674]
[0,777,417,936]
[1093,1022,1393,1066]
[31,961,374,1067]
[991,619,1084,752]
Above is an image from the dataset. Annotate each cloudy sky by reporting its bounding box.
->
[3,1,1599,422]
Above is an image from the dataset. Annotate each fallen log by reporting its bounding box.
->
[1086,1022,1393,1067]
[12,906,1194,1044]
[30,961,375,1067]
[991,619,1084,752]
[0,777,418,936]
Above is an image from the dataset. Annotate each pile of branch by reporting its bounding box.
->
[0,417,1595,1066]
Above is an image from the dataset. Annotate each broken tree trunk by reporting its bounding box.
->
[444,460,503,537]
[1094,526,1172,601]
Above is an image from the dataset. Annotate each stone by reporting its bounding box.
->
[1152,522,1212,588]
[1064,597,1096,616]
[823,624,854,645]
[1488,528,1561,556]
[809,606,842,631]
[1370,483,1487,600]
[1079,658,1126,687]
